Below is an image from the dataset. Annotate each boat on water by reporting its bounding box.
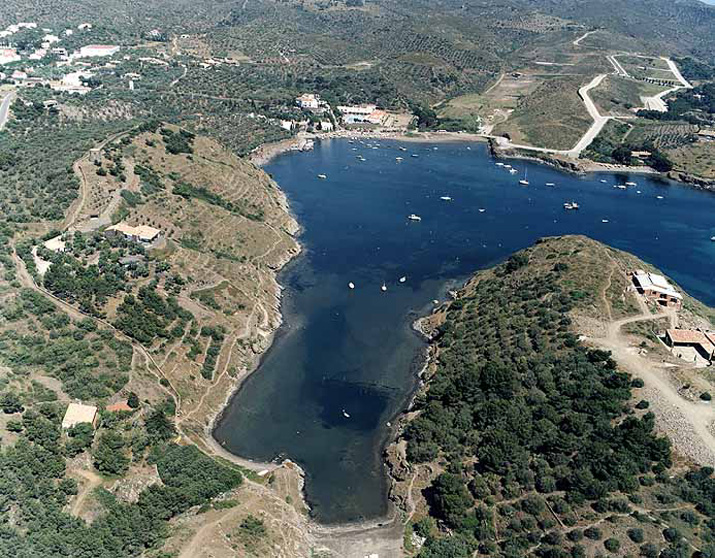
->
[711,236,715,242]
[509,168,518,175]
[440,196,452,201]
[563,202,579,210]
[407,214,422,221]
[656,195,664,199]
[614,184,627,190]
[636,190,642,194]
[399,146,407,151]
[545,182,555,187]
[478,208,486,213]
[381,283,388,292]
[504,164,512,169]
[602,219,609,223]
[625,181,637,186]
[411,154,419,158]
[600,179,608,183]
[399,276,407,283]
[395,157,404,161]
[496,162,505,167]
[318,174,327,179]
[342,410,351,418]
[519,169,529,186]
[348,282,355,290]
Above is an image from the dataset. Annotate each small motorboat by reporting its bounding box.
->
[399,147,407,152]
[496,162,505,167]
[342,410,351,418]
[381,283,388,292]
[318,174,327,179]
[625,181,637,186]
[411,154,419,158]
[466,146,471,150]
[399,276,407,283]
[636,190,642,194]
[407,214,422,221]
[614,184,627,190]
[545,182,555,187]
[656,195,664,199]
[563,202,579,210]
[478,208,486,213]
[600,179,608,183]
[711,236,715,242]
[509,168,518,175]
[602,219,609,223]
[440,196,452,201]
[348,282,355,290]
[504,165,512,169]
[395,157,404,161]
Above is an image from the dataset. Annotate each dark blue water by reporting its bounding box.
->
[214,139,715,523]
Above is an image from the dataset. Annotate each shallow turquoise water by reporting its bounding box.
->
[214,139,715,523]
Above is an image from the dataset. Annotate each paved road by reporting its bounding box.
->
[663,56,693,89]
[495,73,610,158]
[0,91,16,131]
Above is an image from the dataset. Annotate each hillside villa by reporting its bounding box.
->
[631,270,682,308]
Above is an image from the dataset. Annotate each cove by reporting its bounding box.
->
[213,138,715,524]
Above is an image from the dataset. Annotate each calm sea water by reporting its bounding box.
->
[214,139,715,523]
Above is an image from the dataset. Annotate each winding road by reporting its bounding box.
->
[0,91,16,131]
[495,73,610,158]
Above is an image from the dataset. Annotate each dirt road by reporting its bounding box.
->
[70,469,102,518]
[588,310,715,466]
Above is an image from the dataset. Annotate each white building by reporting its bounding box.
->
[319,120,334,132]
[338,104,377,117]
[106,222,161,243]
[631,270,682,308]
[76,44,120,58]
[62,403,98,429]
[296,93,320,110]
[0,48,21,65]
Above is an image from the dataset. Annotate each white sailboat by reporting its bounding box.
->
[342,409,351,418]
[348,282,355,290]
[399,276,407,283]
[381,282,388,292]
[519,168,529,186]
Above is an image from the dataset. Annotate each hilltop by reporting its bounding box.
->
[389,235,715,557]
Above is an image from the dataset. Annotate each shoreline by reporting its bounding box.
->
[249,129,715,193]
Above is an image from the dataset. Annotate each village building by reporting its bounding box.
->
[665,329,715,364]
[296,93,320,110]
[0,48,21,65]
[76,44,120,58]
[631,270,682,308]
[338,104,387,126]
[319,120,334,132]
[106,222,161,243]
[106,400,133,413]
[62,402,98,429]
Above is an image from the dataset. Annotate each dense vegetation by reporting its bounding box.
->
[0,401,242,557]
[404,237,715,557]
